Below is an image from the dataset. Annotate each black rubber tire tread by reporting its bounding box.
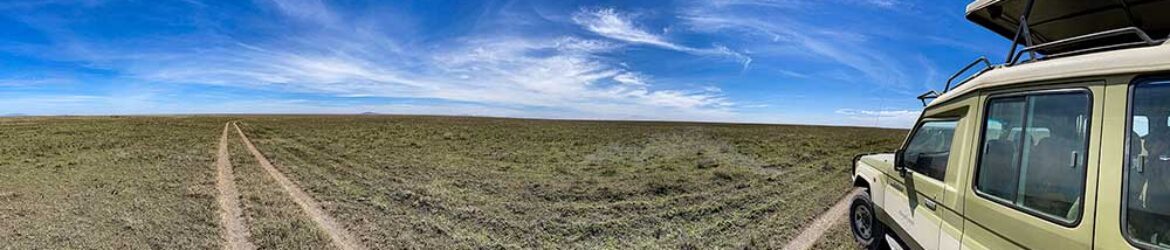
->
[850,189,888,250]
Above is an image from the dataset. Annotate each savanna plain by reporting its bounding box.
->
[0,115,905,249]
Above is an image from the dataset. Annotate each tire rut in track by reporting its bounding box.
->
[781,189,860,250]
[232,122,367,250]
[215,122,256,250]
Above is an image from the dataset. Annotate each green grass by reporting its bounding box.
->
[237,115,905,248]
[0,117,228,249]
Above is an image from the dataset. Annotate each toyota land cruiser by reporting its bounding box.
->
[848,0,1170,249]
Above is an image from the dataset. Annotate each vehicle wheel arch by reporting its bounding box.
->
[853,176,871,193]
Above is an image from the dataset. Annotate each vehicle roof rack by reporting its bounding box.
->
[917,90,940,106]
[917,56,995,107]
[970,0,1170,56]
[998,0,1167,66]
[944,56,993,93]
[1009,27,1164,65]
[919,0,1170,107]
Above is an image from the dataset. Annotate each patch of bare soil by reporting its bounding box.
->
[781,189,859,250]
[215,123,256,250]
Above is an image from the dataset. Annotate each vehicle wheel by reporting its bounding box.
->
[850,189,888,250]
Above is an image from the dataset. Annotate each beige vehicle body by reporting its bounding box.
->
[848,0,1170,249]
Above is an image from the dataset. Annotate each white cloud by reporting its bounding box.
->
[0,77,77,86]
[835,108,917,117]
[835,108,919,128]
[703,0,904,10]
[640,89,728,109]
[431,37,734,112]
[773,69,809,78]
[2,0,938,128]
[46,12,740,122]
[554,36,619,53]
[854,0,902,9]
[916,55,940,90]
[572,8,680,50]
[682,13,907,88]
[266,0,335,25]
[706,0,809,9]
[572,7,752,69]
[612,72,648,86]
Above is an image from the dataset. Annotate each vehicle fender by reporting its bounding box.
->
[853,158,886,209]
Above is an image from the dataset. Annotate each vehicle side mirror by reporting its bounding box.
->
[894,149,909,177]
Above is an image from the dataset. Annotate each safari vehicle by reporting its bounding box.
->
[847,0,1170,249]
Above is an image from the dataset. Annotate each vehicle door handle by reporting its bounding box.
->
[923,199,937,211]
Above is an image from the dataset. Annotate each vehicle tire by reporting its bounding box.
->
[850,188,888,250]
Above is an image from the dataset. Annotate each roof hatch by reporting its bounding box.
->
[967,0,1170,55]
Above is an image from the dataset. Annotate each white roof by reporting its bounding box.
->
[965,0,998,13]
[929,41,1170,106]
[965,0,1170,55]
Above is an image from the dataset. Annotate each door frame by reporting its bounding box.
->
[881,105,970,249]
[961,81,1105,250]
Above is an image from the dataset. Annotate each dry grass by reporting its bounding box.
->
[0,115,902,249]
[811,221,859,250]
[228,128,335,249]
[0,117,228,249]
[236,115,905,249]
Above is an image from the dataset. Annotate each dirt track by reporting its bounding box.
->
[215,123,256,250]
[232,123,367,250]
[781,189,859,250]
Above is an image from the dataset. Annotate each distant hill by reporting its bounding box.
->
[1,113,27,117]
[359,112,379,115]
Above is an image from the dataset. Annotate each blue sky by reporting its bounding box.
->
[0,0,1008,128]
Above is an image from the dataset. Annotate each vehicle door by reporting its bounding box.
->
[885,118,961,250]
[961,86,1102,250]
[1094,78,1170,249]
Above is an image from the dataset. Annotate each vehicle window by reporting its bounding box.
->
[1126,80,1170,247]
[903,120,959,180]
[976,91,1090,223]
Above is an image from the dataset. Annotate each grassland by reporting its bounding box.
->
[0,117,229,249]
[227,127,335,249]
[813,218,860,250]
[238,115,905,249]
[0,115,903,249]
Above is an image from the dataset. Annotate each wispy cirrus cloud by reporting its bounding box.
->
[0,76,78,87]
[704,0,907,10]
[432,36,731,112]
[9,41,738,121]
[854,0,904,9]
[682,14,909,88]
[836,108,919,127]
[1,0,1005,128]
[572,8,679,49]
[266,0,334,23]
[572,7,752,69]
[679,0,932,88]
[612,72,649,86]
[6,1,738,121]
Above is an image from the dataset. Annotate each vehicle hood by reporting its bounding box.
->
[857,153,896,174]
